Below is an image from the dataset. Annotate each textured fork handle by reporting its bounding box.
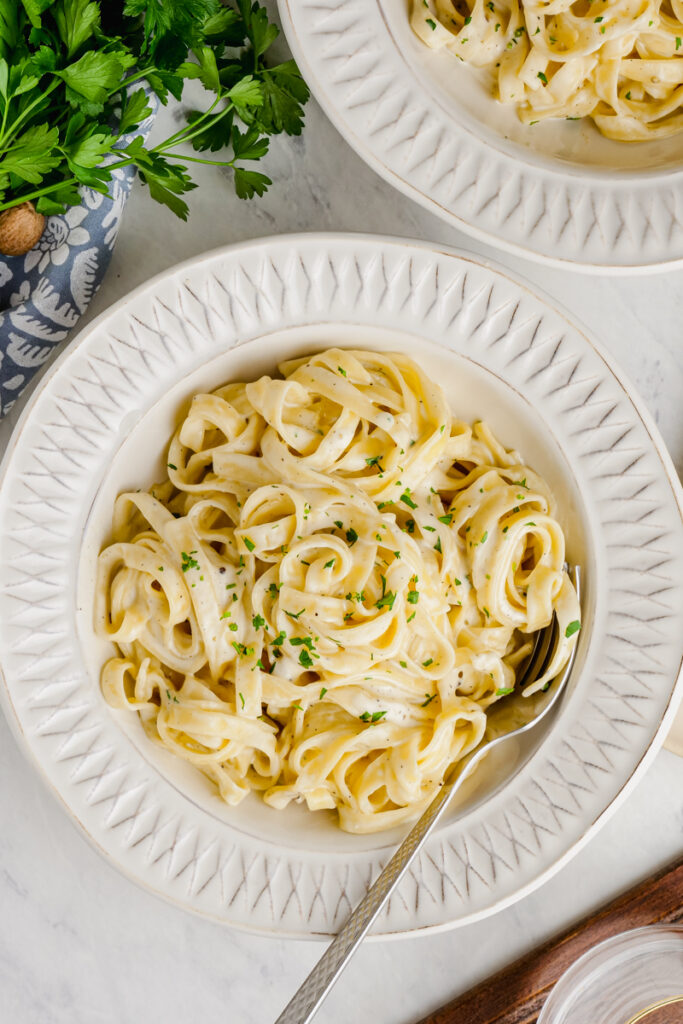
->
[274,759,474,1024]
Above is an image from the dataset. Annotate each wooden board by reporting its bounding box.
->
[416,857,683,1024]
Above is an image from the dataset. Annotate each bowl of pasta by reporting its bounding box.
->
[278,0,683,270]
[0,234,681,936]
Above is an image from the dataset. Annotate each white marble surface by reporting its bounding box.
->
[1,9,682,1021]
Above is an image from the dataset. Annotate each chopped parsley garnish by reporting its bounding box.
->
[480,531,488,544]
[337,366,347,376]
[267,582,281,598]
[405,518,415,534]
[238,692,245,709]
[423,658,433,667]
[537,71,548,84]
[425,17,437,30]
[167,463,177,470]
[319,687,328,699]
[483,607,490,617]
[496,686,514,696]
[229,622,238,632]
[376,584,397,611]
[346,527,359,546]
[359,710,388,724]
[252,614,266,630]
[181,551,200,572]
[285,608,306,620]
[292,703,303,711]
[298,649,314,669]
[243,537,255,552]
[165,689,179,704]
[220,610,231,620]
[421,693,436,707]
[271,630,286,647]
[565,620,581,638]
[407,611,416,622]
[290,636,315,650]
[334,520,343,529]
[434,536,442,553]
[438,513,453,525]
[232,642,253,658]
[400,490,418,510]
[400,660,408,668]
[324,558,335,569]
[365,455,383,469]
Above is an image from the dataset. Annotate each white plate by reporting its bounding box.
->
[279,0,683,272]
[0,234,681,938]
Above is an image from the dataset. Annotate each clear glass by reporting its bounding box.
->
[538,926,683,1024]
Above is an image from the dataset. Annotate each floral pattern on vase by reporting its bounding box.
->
[0,104,156,418]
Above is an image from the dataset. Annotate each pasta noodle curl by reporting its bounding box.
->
[96,349,580,833]
[412,0,683,139]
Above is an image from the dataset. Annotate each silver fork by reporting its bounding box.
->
[275,567,581,1024]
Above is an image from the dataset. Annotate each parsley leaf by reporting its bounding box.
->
[57,49,136,113]
[119,88,154,134]
[0,123,59,183]
[53,0,101,58]
[233,166,271,199]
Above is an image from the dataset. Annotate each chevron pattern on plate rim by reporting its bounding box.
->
[0,235,681,937]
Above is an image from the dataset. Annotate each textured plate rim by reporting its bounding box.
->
[0,232,681,940]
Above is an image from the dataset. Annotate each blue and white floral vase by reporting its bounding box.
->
[0,106,156,419]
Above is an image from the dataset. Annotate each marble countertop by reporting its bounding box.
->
[1,9,682,1021]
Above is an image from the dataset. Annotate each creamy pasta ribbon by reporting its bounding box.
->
[95,349,580,834]
[412,0,683,139]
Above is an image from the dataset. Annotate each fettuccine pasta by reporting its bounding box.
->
[412,0,683,139]
[96,348,580,833]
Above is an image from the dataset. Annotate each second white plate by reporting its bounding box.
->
[279,0,683,272]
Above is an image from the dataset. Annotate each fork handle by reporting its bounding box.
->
[274,760,473,1024]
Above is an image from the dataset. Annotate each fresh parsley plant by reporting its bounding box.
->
[0,0,309,219]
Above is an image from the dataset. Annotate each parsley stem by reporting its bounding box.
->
[119,68,160,93]
[154,95,224,151]
[165,152,236,166]
[0,99,10,148]
[0,178,80,211]
[0,79,60,150]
